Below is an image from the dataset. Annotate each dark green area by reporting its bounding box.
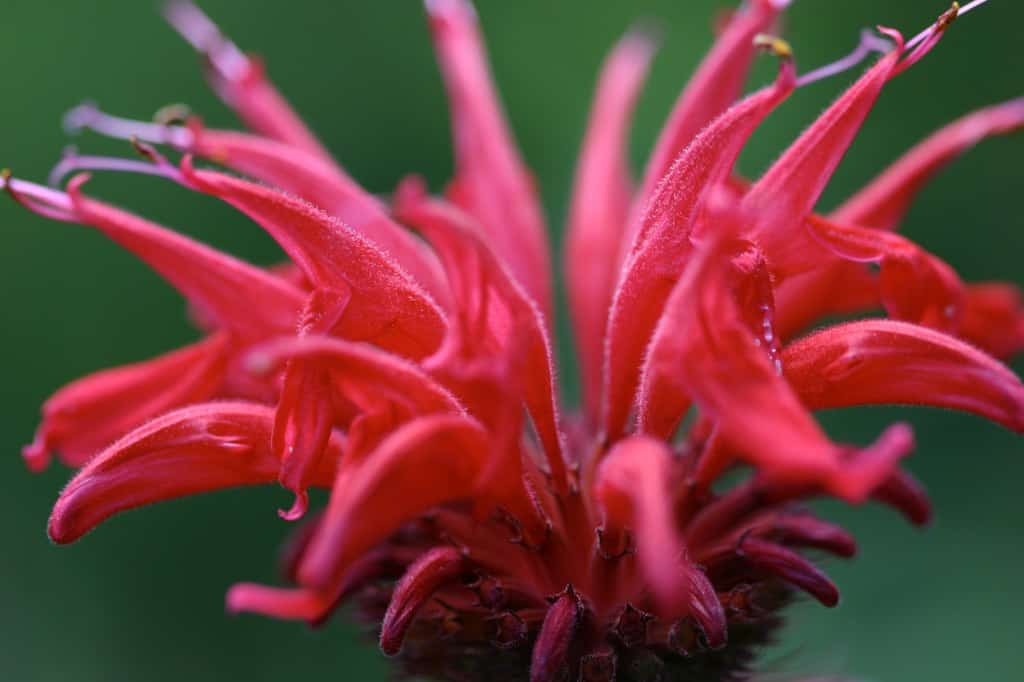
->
[1,1,1021,680]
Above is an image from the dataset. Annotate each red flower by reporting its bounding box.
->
[4,0,1020,680]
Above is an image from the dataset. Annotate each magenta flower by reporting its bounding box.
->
[5,0,1022,680]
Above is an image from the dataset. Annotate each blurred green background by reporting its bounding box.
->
[1,1,1021,680]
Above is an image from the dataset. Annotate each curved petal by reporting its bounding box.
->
[743,32,911,277]
[833,97,1024,230]
[24,332,231,472]
[783,319,1024,432]
[394,184,567,493]
[163,0,336,165]
[181,125,448,301]
[805,214,964,332]
[48,402,342,544]
[631,0,786,232]
[66,175,303,339]
[250,335,464,416]
[181,162,446,360]
[297,414,487,592]
[425,0,552,319]
[601,60,795,438]
[594,437,689,617]
[959,283,1024,360]
[380,546,465,655]
[566,28,657,423]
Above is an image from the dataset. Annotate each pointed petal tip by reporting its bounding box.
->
[22,439,51,473]
[278,489,309,522]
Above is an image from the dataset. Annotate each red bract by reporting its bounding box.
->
[6,1,1021,680]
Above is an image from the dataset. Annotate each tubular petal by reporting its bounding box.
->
[805,215,964,332]
[595,437,688,617]
[226,584,330,621]
[743,33,906,276]
[602,61,795,438]
[380,546,466,655]
[181,162,446,360]
[24,333,230,472]
[49,402,341,544]
[298,415,488,591]
[394,186,568,493]
[566,28,657,423]
[68,175,303,339]
[959,283,1024,359]
[249,336,464,416]
[640,208,913,501]
[163,0,336,165]
[630,0,785,241]
[783,319,1024,432]
[833,97,1024,230]
[530,586,584,682]
[425,0,553,319]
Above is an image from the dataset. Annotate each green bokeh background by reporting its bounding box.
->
[2,1,1021,680]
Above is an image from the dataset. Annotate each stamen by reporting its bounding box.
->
[47,144,185,189]
[796,29,894,87]
[162,0,249,83]
[63,102,194,149]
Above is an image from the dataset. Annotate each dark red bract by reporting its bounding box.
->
[4,1,1021,680]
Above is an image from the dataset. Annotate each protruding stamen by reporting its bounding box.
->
[796,29,894,87]
[47,145,185,190]
[63,102,194,149]
[162,0,249,82]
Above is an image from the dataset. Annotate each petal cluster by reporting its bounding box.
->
[6,1,1021,681]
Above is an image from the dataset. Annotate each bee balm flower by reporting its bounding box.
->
[5,0,1021,680]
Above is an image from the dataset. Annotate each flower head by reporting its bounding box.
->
[6,0,1022,680]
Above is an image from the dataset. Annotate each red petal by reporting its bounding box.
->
[425,0,553,318]
[743,35,905,276]
[638,203,914,502]
[632,0,785,228]
[24,333,231,472]
[394,185,568,493]
[182,162,446,359]
[164,0,336,165]
[783,319,1024,432]
[297,415,487,591]
[959,283,1024,360]
[530,586,584,682]
[805,215,964,332]
[602,62,795,438]
[834,97,1024,230]
[48,402,341,544]
[67,175,302,339]
[226,584,330,621]
[186,126,448,301]
[595,436,688,617]
[566,28,656,423]
[380,546,465,655]
[249,335,464,417]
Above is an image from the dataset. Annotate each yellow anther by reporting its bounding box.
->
[754,34,793,61]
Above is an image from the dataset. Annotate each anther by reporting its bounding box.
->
[154,103,193,127]
[753,34,793,61]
